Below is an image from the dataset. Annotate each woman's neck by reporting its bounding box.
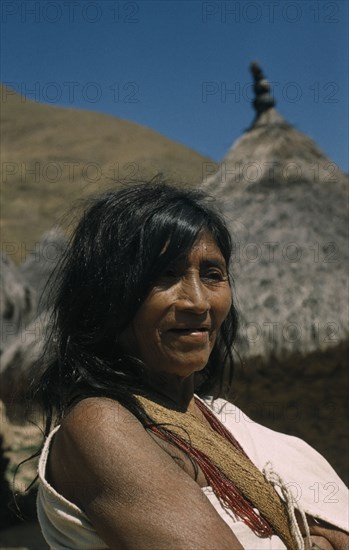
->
[143,370,196,411]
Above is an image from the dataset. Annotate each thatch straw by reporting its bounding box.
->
[0,229,65,418]
[202,63,348,363]
[0,254,37,352]
[19,228,67,313]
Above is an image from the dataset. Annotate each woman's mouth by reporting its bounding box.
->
[167,327,210,342]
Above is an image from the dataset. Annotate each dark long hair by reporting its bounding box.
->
[34,181,239,434]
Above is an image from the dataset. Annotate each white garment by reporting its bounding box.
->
[37,398,349,549]
[202,397,349,548]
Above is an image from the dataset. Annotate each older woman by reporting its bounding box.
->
[36,183,348,549]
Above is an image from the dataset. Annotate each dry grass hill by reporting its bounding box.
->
[0,86,214,545]
[0,85,213,262]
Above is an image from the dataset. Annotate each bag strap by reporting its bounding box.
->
[136,394,298,550]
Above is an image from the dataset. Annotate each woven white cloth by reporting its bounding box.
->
[202,397,349,548]
[37,398,349,549]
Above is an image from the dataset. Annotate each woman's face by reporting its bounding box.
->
[119,231,232,379]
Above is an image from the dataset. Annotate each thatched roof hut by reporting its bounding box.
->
[0,311,49,420]
[19,228,67,313]
[201,63,349,483]
[202,62,348,364]
[0,254,36,353]
[0,229,66,419]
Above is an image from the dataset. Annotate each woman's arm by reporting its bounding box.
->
[49,397,244,550]
[308,519,349,550]
[296,511,349,550]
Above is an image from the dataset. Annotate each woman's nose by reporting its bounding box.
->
[175,276,209,314]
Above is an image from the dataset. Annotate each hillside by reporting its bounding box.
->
[0,85,213,261]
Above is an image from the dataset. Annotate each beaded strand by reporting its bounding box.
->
[149,398,275,538]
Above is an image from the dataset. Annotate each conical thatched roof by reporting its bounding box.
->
[0,230,66,417]
[19,228,67,313]
[202,63,348,363]
[0,254,36,353]
[0,310,49,419]
[203,62,347,193]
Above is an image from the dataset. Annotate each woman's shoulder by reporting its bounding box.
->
[47,397,146,507]
[62,396,141,431]
[54,396,145,457]
[47,396,244,549]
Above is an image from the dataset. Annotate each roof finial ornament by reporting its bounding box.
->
[250,61,276,115]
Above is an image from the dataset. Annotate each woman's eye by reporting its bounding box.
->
[203,269,225,282]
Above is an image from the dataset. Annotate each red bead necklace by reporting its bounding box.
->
[149,397,274,538]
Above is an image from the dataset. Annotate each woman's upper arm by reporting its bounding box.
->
[51,398,243,550]
[308,519,349,550]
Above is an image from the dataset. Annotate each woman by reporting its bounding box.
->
[36,182,348,549]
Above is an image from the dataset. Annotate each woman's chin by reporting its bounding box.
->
[165,357,209,378]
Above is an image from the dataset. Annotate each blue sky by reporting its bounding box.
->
[1,0,348,170]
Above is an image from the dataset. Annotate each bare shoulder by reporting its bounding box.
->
[58,396,146,457]
[61,396,144,437]
[49,397,151,501]
[49,397,243,549]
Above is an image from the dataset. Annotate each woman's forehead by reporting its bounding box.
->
[191,231,222,253]
[169,231,226,266]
